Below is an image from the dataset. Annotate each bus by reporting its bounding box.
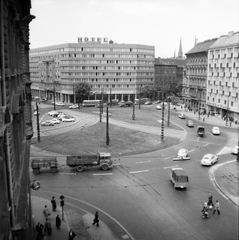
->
[134,98,149,105]
[170,167,189,189]
[82,100,101,107]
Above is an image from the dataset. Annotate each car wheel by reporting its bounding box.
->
[101,164,109,171]
[76,165,84,172]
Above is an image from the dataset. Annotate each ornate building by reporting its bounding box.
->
[182,38,217,112]
[0,0,34,239]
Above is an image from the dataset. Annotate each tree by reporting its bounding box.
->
[141,85,157,99]
[75,82,91,106]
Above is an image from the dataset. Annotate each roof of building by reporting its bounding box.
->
[155,57,186,67]
[209,31,239,49]
[186,38,218,55]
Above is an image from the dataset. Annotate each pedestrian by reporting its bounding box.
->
[68,229,76,240]
[229,121,232,127]
[44,218,52,236]
[43,205,50,220]
[207,193,214,209]
[36,222,44,239]
[51,196,57,211]
[212,200,220,215]
[203,117,205,122]
[56,214,61,229]
[92,211,99,227]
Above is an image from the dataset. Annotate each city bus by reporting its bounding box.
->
[134,98,149,105]
[82,100,101,107]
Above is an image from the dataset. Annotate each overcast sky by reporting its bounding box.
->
[29,0,239,58]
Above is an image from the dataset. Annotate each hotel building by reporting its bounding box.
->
[207,31,239,120]
[30,39,155,103]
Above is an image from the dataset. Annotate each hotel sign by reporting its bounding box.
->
[78,37,108,44]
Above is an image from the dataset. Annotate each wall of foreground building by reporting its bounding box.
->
[0,0,34,239]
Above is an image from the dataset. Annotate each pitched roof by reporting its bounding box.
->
[186,38,218,55]
[155,58,186,67]
[209,31,239,49]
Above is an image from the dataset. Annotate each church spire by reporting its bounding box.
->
[194,35,198,46]
[178,37,183,59]
[174,49,176,58]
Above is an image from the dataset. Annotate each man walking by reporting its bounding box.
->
[43,205,50,220]
[212,200,220,215]
[51,196,57,211]
[92,211,99,227]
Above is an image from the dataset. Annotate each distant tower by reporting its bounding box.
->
[178,37,183,59]
[174,49,176,58]
[194,35,198,46]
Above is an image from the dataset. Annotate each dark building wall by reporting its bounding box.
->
[0,0,34,239]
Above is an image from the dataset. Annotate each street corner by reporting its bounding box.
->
[82,213,119,240]
[210,160,239,206]
[65,209,89,239]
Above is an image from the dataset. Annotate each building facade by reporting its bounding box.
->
[207,31,239,120]
[30,41,155,103]
[155,58,186,99]
[0,0,34,239]
[183,38,217,112]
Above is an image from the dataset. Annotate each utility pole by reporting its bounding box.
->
[73,83,76,104]
[139,86,141,109]
[198,88,202,120]
[106,103,109,146]
[110,87,112,107]
[161,100,165,141]
[167,97,170,126]
[237,126,239,163]
[36,102,40,142]
[132,101,135,120]
[99,99,102,123]
[226,96,229,126]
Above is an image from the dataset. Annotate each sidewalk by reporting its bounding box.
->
[31,195,119,240]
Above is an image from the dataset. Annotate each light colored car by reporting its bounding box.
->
[69,104,79,109]
[62,116,75,122]
[177,148,189,158]
[156,105,161,110]
[231,146,239,155]
[48,110,58,116]
[119,101,126,107]
[186,120,194,127]
[55,102,65,106]
[145,101,153,105]
[179,113,185,119]
[201,154,218,166]
[41,120,54,126]
[212,126,220,135]
[51,118,60,124]
[34,110,40,116]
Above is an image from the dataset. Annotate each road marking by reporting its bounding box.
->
[93,173,113,176]
[188,149,195,153]
[130,170,149,174]
[164,165,179,169]
[58,172,76,175]
[164,156,172,159]
[135,160,151,164]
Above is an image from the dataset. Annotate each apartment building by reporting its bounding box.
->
[30,40,155,103]
[207,31,239,120]
[0,1,34,239]
[155,58,186,98]
[182,38,217,112]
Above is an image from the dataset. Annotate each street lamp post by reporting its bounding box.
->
[167,96,170,126]
[139,86,141,110]
[198,88,202,120]
[132,101,135,120]
[106,103,110,146]
[36,102,40,142]
[226,96,229,126]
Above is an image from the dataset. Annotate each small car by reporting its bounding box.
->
[48,110,59,116]
[40,97,47,102]
[201,154,218,166]
[212,126,220,135]
[62,117,75,122]
[41,120,54,126]
[177,148,189,159]
[186,120,194,127]
[34,110,40,116]
[145,101,153,105]
[179,114,185,119]
[51,118,60,124]
[231,146,239,155]
[124,101,133,107]
[55,102,65,106]
[156,105,161,110]
[69,104,79,109]
[154,100,161,104]
[119,101,126,107]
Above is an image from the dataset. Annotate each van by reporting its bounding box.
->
[170,168,188,189]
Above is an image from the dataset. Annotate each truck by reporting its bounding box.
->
[66,152,113,172]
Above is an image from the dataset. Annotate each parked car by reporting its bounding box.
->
[201,154,218,166]
[69,104,79,109]
[154,100,161,104]
[51,118,60,124]
[125,101,133,107]
[55,102,65,106]
[156,105,161,110]
[179,113,185,119]
[212,126,220,135]
[231,146,239,155]
[48,110,58,116]
[186,120,194,127]
[62,116,75,122]
[145,101,153,105]
[41,120,54,126]
[119,101,126,107]
[40,97,47,102]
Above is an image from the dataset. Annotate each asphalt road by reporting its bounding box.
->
[31,104,239,240]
